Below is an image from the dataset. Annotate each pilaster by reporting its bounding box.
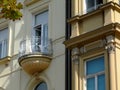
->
[71,48,79,90]
[105,35,117,90]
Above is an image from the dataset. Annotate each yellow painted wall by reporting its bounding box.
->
[83,13,103,33]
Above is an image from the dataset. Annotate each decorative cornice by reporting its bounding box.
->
[64,23,120,49]
[24,0,41,6]
[68,2,120,23]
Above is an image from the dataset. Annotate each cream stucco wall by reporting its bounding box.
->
[0,0,65,90]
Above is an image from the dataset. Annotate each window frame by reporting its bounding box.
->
[79,50,109,90]
[32,11,49,53]
[33,11,48,44]
[0,28,8,59]
[84,55,105,90]
[83,0,103,14]
[0,20,11,64]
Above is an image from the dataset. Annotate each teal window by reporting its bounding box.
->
[85,56,105,90]
[35,82,47,90]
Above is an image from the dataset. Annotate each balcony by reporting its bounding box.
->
[18,37,52,75]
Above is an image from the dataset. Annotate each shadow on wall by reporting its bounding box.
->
[0,87,4,90]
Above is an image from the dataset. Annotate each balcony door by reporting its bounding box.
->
[33,11,48,53]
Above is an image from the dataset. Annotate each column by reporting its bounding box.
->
[106,35,117,90]
[71,48,79,90]
[72,0,79,16]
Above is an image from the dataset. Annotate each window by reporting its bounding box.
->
[85,56,105,90]
[33,11,48,53]
[0,28,8,59]
[85,0,103,13]
[35,82,47,90]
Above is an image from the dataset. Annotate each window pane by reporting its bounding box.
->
[0,28,8,58]
[35,82,47,90]
[0,28,8,41]
[36,30,41,37]
[87,0,94,9]
[87,77,95,90]
[96,0,103,5]
[0,43,2,58]
[35,11,48,25]
[3,40,7,57]
[86,56,105,75]
[98,74,105,90]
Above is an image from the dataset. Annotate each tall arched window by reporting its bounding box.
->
[35,82,47,90]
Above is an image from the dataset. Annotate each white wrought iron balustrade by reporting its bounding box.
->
[19,37,52,57]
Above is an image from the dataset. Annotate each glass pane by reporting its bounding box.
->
[96,0,103,5]
[35,82,47,90]
[98,74,105,90]
[87,0,94,9]
[0,43,2,58]
[86,56,105,75]
[0,28,8,58]
[3,40,7,57]
[35,11,48,25]
[0,28,8,41]
[35,29,41,37]
[87,77,95,90]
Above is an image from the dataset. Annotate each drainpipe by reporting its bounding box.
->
[65,0,71,90]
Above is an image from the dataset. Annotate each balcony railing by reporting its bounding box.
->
[19,37,52,58]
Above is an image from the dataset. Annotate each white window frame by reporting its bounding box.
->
[34,24,48,44]
[32,11,48,53]
[0,28,8,59]
[84,55,105,90]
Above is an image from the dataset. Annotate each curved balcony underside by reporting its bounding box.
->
[19,54,52,75]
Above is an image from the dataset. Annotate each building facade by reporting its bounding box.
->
[64,0,120,90]
[0,0,65,90]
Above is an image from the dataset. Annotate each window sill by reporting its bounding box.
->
[0,56,11,65]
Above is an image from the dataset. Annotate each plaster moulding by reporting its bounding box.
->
[24,0,40,6]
